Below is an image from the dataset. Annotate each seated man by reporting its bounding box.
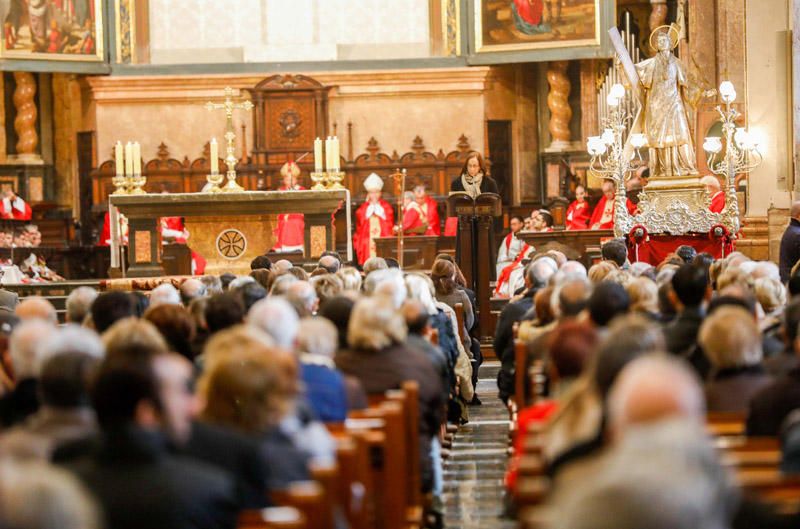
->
[590,179,636,230]
[395,191,428,236]
[528,209,553,233]
[700,175,725,213]
[98,211,128,246]
[1,190,31,221]
[495,216,535,298]
[566,185,591,230]
[271,162,306,253]
[160,216,206,275]
[414,184,441,236]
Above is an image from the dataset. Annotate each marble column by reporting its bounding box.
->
[12,72,40,162]
[546,61,572,152]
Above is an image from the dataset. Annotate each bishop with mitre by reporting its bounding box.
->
[271,161,306,253]
[354,173,394,264]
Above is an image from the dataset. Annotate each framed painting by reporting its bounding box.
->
[469,0,613,63]
[0,0,104,61]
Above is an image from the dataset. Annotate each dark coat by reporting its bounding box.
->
[494,290,536,403]
[780,218,800,282]
[747,367,800,436]
[704,366,774,414]
[0,378,39,428]
[664,306,705,356]
[449,175,500,274]
[180,421,270,509]
[449,175,499,195]
[68,426,238,529]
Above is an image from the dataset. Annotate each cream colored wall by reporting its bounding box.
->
[745,0,793,216]
[88,68,490,167]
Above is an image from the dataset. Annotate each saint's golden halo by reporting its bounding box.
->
[649,24,680,51]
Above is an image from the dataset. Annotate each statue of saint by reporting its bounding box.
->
[632,26,698,179]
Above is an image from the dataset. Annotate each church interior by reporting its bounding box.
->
[0,0,800,528]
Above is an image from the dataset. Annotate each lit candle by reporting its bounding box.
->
[314,138,322,172]
[124,142,133,177]
[210,138,219,174]
[114,141,124,176]
[132,142,141,176]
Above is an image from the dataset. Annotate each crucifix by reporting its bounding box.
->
[205,87,254,192]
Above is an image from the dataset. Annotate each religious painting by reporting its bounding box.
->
[0,0,104,61]
[473,0,602,54]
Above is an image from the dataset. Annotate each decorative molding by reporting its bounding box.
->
[115,0,136,64]
[86,68,493,103]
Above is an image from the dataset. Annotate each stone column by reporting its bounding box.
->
[649,0,668,33]
[579,60,599,141]
[12,72,40,162]
[546,61,572,152]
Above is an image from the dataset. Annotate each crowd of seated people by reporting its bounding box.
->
[499,240,800,528]
[0,250,481,529]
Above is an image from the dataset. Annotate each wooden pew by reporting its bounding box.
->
[238,507,306,529]
[707,412,747,437]
[270,481,332,529]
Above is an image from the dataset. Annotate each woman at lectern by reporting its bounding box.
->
[449,152,499,197]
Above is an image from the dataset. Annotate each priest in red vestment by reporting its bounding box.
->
[395,191,428,236]
[565,185,591,230]
[701,175,725,213]
[590,180,636,230]
[271,161,306,253]
[354,173,394,265]
[413,185,440,236]
[160,216,206,275]
[98,211,128,246]
[1,190,31,221]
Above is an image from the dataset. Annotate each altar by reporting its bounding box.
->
[109,190,351,277]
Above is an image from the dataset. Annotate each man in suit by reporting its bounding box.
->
[67,345,238,529]
[495,257,557,403]
[780,201,800,282]
[663,263,711,356]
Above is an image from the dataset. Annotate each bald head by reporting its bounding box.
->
[179,278,207,305]
[318,255,340,274]
[274,260,293,274]
[15,296,57,324]
[608,355,704,435]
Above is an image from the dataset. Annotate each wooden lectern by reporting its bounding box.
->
[447,192,502,338]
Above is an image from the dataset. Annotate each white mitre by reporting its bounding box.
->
[363,173,384,192]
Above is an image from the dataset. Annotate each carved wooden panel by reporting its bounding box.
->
[265,96,315,152]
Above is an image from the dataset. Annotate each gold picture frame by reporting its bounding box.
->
[0,0,104,61]
[472,0,605,56]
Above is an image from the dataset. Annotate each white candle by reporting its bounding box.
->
[132,142,141,176]
[124,142,133,177]
[115,141,124,175]
[325,137,332,172]
[314,137,322,172]
[210,138,219,174]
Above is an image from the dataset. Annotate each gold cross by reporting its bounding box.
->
[205,87,253,131]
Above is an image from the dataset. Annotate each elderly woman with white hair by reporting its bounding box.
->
[335,296,446,494]
[699,306,773,413]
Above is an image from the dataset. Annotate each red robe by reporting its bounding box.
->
[160,216,206,275]
[590,195,636,230]
[272,184,306,252]
[98,211,128,246]
[402,202,427,235]
[1,197,31,221]
[565,200,591,230]
[354,199,394,264]
[513,0,544,25]
[710,191,725,213]
[420,197,441,236]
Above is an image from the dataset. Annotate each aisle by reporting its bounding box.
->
[443,361,515,529]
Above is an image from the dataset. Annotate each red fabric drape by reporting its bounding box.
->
[627,234,735,265]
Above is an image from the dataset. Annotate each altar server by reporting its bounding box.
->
[353,173,394,265]
[701,175,725,213]
[159,216,206,275]
[271,161,306,253]
[413,184,441,236]
[396,191,428,236]
[590,179,636,230]
[495,215,533,297]
[1,190,31,221]
[565,185,591,230]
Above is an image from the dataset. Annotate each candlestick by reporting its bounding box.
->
[124,142,133,177]
[114,141,124,175]
[132,142,141,176]
[314,137,323,172]
[210,138,219,174]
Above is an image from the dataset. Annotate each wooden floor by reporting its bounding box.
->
[443,361,514,529]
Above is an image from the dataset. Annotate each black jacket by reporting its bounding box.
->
[0,378,39,428]
[747,367,800,436]
[449,174,499,195]
[180,421,270,509]
[494,290,536,403]
[780,218,800,282]
[68,426,238,529]
[664,306,705,356]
